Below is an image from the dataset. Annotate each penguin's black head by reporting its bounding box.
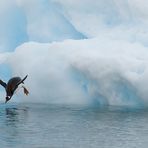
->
[5,96,11,103]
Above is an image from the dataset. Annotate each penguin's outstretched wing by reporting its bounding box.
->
[16,75,28,86]
[0,80,6,88]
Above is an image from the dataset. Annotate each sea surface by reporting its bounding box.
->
[0,102,148,148]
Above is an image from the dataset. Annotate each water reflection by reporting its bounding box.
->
[5,107,28,126]
[1,106,28,147]
[5,108,19,125]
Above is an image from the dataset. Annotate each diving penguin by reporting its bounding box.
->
[0,75,29,103]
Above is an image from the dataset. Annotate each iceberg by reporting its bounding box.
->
[1,0,148,106]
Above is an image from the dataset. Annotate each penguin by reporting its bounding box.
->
[0,75,29,103]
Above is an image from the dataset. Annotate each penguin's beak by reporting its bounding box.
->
[5,96,11,103]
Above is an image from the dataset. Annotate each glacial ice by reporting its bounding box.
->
[1,0,148,106]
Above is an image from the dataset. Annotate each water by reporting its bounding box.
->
[0,103,148,148]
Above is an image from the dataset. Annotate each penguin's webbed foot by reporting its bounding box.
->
[22,86,29,95]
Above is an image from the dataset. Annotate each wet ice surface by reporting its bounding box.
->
[0,102,148,148]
